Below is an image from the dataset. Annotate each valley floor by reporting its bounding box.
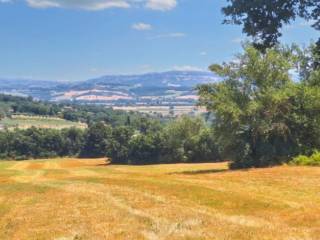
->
[0,159,319,240]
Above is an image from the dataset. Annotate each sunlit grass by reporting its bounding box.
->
[0,158,319,239]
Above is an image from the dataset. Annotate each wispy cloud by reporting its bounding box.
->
[145,0,177,11]
[2,0,178,11]
[132,22,152,31]
[172,65,205,72]
[26,0,130,10]
[149,32,186,40]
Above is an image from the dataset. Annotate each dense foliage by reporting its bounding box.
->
[222,0,320,51]
[198,44,320,168]
[0,127,84,160]
[108,117,220,164]
[0,117,221,163]
[0,95,60,117]
[123,117,220,165]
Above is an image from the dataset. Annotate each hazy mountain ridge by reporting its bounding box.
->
[0,71,219,105]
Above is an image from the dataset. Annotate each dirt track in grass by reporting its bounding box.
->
[0,158,319,240]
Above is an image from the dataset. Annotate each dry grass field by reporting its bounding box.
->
[0,159,319,240]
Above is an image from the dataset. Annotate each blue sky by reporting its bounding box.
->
[0,0,318,81]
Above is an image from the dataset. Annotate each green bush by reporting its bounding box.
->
[290,152,320,166]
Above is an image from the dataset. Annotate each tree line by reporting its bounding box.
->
[0,117,221,164]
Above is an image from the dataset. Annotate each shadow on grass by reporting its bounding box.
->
[169,169,229,175]
[95,163,110,167]
[95,161,235,176]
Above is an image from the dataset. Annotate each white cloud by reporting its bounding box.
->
[145,0,176,11]
[132,22,152,31]
[172,65,204,72]
[149,32,186,39]
[26,0,130,10]
[200,51,207,56]
[2,0,178,11]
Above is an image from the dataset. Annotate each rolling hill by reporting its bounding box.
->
[0,71,219,105]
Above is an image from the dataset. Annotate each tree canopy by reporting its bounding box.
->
[198,44,320,168]
[223,0,320,51]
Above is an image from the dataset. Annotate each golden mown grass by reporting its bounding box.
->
[0,158,319,240]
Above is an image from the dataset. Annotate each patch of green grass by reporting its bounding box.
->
[83,177,105,184]
[0,163,22,178]
[0,182,50,194]
[0,170,21,178]
[42,169,69,177]
[0,204,11,218]
[0,162,12,171]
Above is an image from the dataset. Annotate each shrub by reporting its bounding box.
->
[290,152,320,166]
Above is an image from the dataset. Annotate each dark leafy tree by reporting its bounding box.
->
[107,126,134,164]
[128,133,162,165]
[223,0,320,51]
[159,117,204,163]
[61,127,85,156]
[81,122,112,158]
[184,128,221,163]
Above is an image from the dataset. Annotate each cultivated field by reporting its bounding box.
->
[112,106,207,116]
[0,115,87,130]
[0,159,319,240]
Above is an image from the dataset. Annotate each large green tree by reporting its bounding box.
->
[198,45,320,168]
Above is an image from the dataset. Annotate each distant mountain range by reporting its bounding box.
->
[0,71,219,105]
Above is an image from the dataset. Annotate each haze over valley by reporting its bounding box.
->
[0,71,218,106]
